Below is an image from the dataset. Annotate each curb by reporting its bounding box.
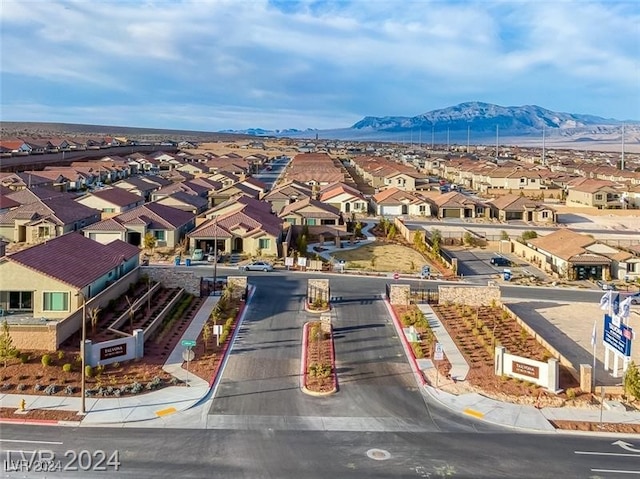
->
[0,417,81,427]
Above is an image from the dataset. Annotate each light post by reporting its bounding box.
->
[75,291,87,415]
[213,216,218,296]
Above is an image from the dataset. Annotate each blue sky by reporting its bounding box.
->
[1,0,638,131]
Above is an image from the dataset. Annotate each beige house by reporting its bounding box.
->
[189,195,282,256]
[76,187,144,218]
[82,203,195,247]
[319,183,368,215]
[487,194,556,223]
[0,233,139,349]
[565,178,622,208]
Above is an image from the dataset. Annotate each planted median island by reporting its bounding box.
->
[302,320,336,395]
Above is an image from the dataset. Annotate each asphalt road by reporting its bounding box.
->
[2,272,637,478]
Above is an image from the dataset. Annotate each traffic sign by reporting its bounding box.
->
[182,349,195,361]
[434,342,444,361]
[393,272,399,280]
[181,339,196,348]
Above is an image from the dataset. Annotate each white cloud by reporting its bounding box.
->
[1,0,638,128]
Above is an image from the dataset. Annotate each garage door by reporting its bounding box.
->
[89,232,121,244]
[442,209,459,218]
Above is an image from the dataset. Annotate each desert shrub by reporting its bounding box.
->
[96,364,105,375]
[84,365,93,378]
[17,384,26,391]
[130,382,143,394]
[112,362,120,370]
[113,388,121,397]
[33,384,43,392]
[1,383,11,391]
[57,351,65,360]
[624,361,640,400]
[62,363,72,373]
[19,354,29,364]
[65,385,74,395]
[307,362,331,378]
[41,354,52,367]
[411,342,424,359]
[44,384,57,395]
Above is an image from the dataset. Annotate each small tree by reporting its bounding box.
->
[297,234,308,255]
[0,320,18,367]
[431,229,442,257]
[387,224,397,240]
[143,232,157,251]
[88,307,101,336]
[354,221,363,238]
[500,230,510,241]
[521,230,538,242]
[202,323,212,352]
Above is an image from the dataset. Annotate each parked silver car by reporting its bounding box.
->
[239,261,274,272]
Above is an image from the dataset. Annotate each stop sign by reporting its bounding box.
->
[393,272,399,280]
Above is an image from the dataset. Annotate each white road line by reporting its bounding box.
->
[591,469,640,475]
[575,451,640,458]
[0,439,63,445]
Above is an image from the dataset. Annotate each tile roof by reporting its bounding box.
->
[83,218,128,232]
[278,197,342,218]
[83,187,143,206]
[116,202,195,229]
[0,196,100,226]
[158,191,209,210]
[7,232,140,288]
[6,186,68,205]
[319,182,366,202]
[528,229,596,260]
[488,194,546,211]
[190,202,282,239]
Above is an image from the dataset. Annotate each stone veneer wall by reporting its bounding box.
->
[437,285,501,307]
[389,284,411,305]
[308,278,330,302]
[142,266,201,296]
[8,324,58,351]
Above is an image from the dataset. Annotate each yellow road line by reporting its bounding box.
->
[155,407,177,417]
[463,408,484,419]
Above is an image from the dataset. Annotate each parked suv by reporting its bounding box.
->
[490,256,511,267]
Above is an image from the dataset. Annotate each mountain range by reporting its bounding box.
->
[224,102,639,145]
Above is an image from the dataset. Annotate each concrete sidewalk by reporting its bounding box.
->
[306,221,376,262]
[417,304,470,381]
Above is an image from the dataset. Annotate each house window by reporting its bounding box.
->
[595,194,603,200]
[153,230,166,241]
[38,226,49,238]
[520,178,526,183]
[43,292,69,312]
[259,238,270,249]
[306,219,317,226]
[542,211,549,219]
[7,291,33,310]
[419,205,426,213]
[286,218,296,225]
[103,208,115,213]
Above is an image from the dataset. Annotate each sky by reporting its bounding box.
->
[1,0,639,132]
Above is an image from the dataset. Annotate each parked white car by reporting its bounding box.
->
[239,261,274,272]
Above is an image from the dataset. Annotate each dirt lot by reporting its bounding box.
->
[331,243,428,273]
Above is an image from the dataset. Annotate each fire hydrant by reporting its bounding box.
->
[19,398,26,412]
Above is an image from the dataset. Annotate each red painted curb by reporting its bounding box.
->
[383,297,427,387]
[0,417,60,425]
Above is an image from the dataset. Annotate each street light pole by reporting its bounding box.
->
[213,216,218,296]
